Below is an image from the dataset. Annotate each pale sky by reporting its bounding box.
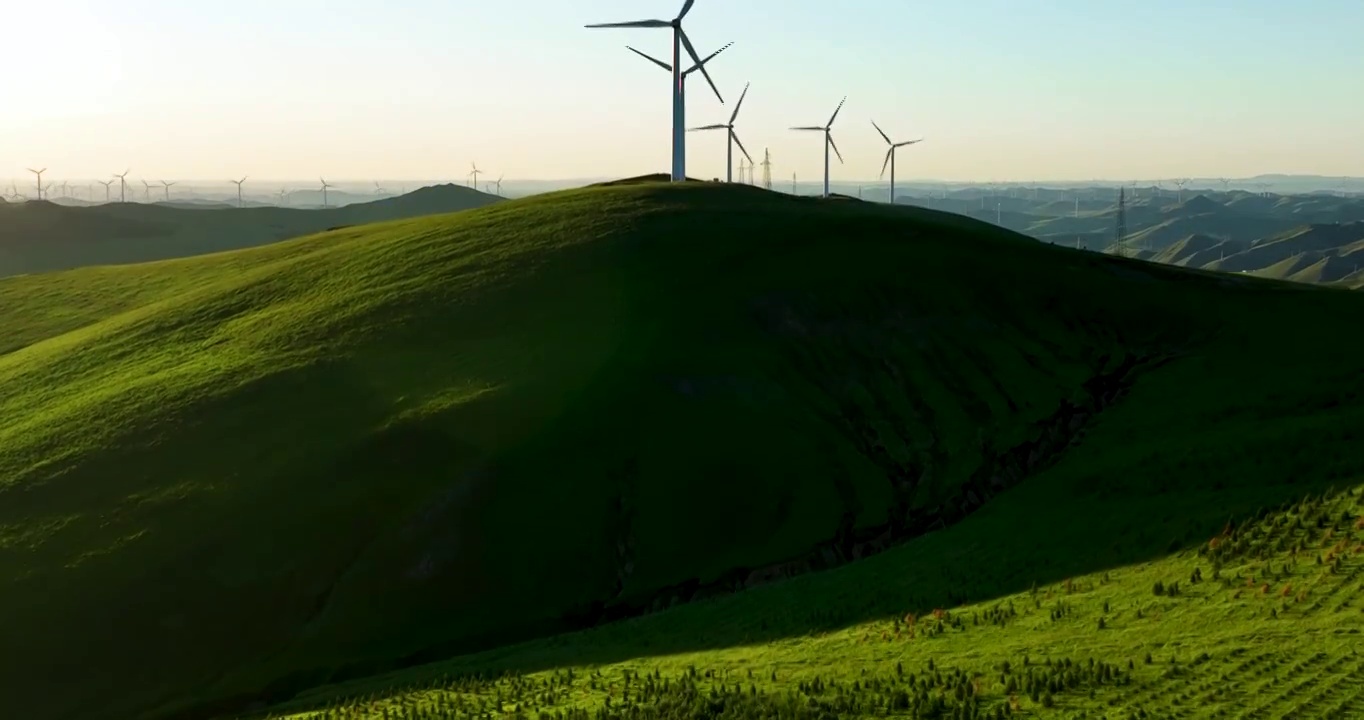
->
[3,0,1362,183]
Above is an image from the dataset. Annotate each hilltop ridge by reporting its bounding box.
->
[0,183,501,277]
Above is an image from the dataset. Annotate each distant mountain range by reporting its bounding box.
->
[0,183,502,277]
[897,187,1364,289]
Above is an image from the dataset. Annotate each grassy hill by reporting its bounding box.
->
[1,182,1363,720]
[0,183,501,278]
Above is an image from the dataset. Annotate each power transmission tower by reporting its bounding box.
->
[761,148,772,190]
[1114,187,1128,258]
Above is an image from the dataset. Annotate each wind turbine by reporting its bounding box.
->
[625,41,731,178]
[27,168,46,201]
[871,119,923,206]
[689,81,753,183]
[469,163,482,189]
[278,188,291,206]
[1219,178,1230,193]
[140,178,153,202]
[373,181,388,196]
[791,96,847,198]
[319,178,332,208]
[492,175,504,195]
[159,180,176,202]
[97,179,114,202]
[114,169,130,203]
[587,0,724,182]
[230,176,247,208]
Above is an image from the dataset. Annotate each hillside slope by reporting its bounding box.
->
[0,184,501,277]
[1,183,1362,720]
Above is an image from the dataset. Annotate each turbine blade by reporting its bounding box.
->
[728,81,749,124]
[827,96,846,127]
[684,41,731,75]
[895,138,924,147]
[828,133,844,164]
[626,45,672,71]
[677,0,695,20]
[585,19,670,28]
[690,124,728,130]
[679,30,722,103]
[730,130,753,165]
[879,148,892,179]
[790,126,824,131]
[871,119,892,146]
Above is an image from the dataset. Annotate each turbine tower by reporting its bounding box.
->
[871,120,923,206]
[27,168,46,201]
[140,179,152,202]
[1173,178,1189,203]
[97,179,114,202]
[760,148,772,190]
[230,176,247,208]
[791,96,847,198]
[114,169,130,203]
[626,41,731,165]
[689,81,753,183]
[159,180,176,201]
[493,175,504,195]
[587,0,724,183]
[319,178,332,208]
[469,163,482,189]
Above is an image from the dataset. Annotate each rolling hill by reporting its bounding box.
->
[0,183,502,278]
[1,182,1363,720]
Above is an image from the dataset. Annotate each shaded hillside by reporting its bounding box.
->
[2,183,1363,720]
[0,184,501,277]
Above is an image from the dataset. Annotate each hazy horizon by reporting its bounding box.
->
[6,0,1362,184]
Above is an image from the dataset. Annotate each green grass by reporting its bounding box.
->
[1,182,1362,720]
[245,484,1364,720]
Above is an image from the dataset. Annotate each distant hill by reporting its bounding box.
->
[0,183,502,277]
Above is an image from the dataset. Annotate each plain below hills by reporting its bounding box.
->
[1,182,1363,720]
[0,183,502,278]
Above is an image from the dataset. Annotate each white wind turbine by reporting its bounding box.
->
[319,178,333,208]
[159,180,176,202]
[492,175,504,196]
[278,188,291,206]
[114,169,130,203]
[230,176,247,208]
[373,181,388,196]
[140,178,153,202]
[586,0,724,182]
[97,179,114,202]
[689,81,752,183]
[791,96,847,198]
[468,163,482,189]
[871,120,923,205]
[624,41,731,178]
[27,168,46,201]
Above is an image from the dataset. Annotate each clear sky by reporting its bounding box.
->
[3,0,1362,184]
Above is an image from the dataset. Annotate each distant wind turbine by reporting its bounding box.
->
[97,179,114,202]
[373,181,388,196]
[791,96,847,198]
[27,168,46,201]
[1219,178,1230,192]
[689,81,753,183]
[468,163,482,189]
[493,175,504,195]
[278,188,291,206]
[871,119,922,205]
[319,178,332,208]
[586,0,724,182]
[230,176,247,208]
[114,169,130,203]
[159,180,176,202]
[140,179,152,202]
